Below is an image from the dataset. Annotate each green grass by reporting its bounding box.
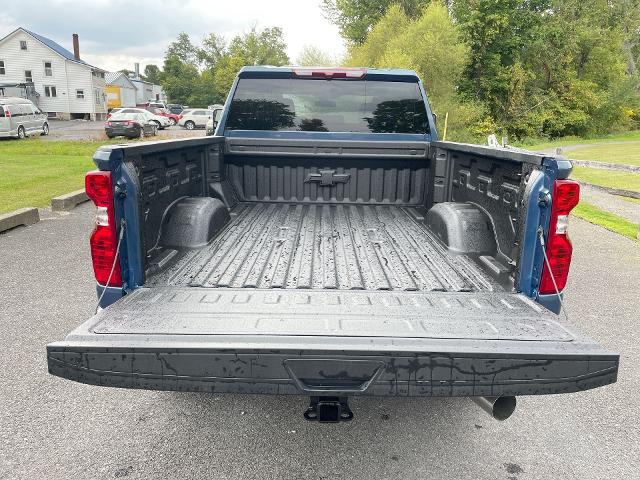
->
[573,202,639,241]
[565,142,640,166]
[0,138,137,214]
[517,130,640,151]
[620,196,640,205]
[570,166,640,193]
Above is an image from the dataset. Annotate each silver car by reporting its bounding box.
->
[0,97,49,139]
[179,109,213,130]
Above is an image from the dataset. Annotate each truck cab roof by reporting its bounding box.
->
[238,65,421,81]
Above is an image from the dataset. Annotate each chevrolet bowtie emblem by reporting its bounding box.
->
[305,170,351,187]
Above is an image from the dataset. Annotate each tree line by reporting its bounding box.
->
[329,0,640,140]
[142,0,640,141]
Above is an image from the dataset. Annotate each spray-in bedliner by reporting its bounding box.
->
[146,202,504,292]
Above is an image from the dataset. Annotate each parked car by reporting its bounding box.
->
[114,107,171,129]
[104,112,157,139]
[107,108,122,118]
[48,67,618,424]
[178,108,213,130]
[145,101,167,110]
[205,108,223,135]
[145,106,181,126]
[167,104,184,115]
[0,97,49,139]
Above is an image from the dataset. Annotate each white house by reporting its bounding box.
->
[0,28,107,120]
[105,71,137,109]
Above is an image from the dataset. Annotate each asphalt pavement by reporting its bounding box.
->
[44,120,203,141]
[1,204,638,479]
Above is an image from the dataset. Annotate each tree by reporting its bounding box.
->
[296,45,336,66]
[160,27,289,105]
[161,54,200,105]
[166,32,199,66]
[345,2,491,140]
[227,26,290,66]
[322,0,429,44]
[198,33,227,70]
[213,26,290,96]
[143,64,163,84]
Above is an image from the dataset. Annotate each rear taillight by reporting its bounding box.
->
[85,171,122,287]
[105,121,112,126]
[539,179,580,294]
[4,106,10,117]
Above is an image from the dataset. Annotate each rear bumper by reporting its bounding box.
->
[47,338,618,397]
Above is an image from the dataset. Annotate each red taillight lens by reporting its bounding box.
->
[105,121,112,126]
[86,170,112,206]
[539,179,580,294]
[85,171,122,287]
[4,107,11,117]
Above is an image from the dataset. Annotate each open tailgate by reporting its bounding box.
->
[47,288,618,396]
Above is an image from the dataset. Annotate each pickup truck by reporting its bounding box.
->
[47,67,618,423]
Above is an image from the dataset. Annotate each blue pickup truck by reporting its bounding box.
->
[47,67,618,422]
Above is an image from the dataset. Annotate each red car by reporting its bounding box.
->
[141,106,181,126]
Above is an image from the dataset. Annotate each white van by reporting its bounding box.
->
[0,97,49,139]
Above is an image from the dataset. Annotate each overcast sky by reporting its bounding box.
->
[0,0,346,71]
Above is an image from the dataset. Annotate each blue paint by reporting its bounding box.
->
[96,284,123,309]
[517,156,574,313]
[537,293,562,314]
[91,147,144,303]
[517,170,547,298]
[225,130,429,142]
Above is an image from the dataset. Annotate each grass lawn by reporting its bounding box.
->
[565,142,640,166]
[570,166,640,193]
[621,196,640,205]
[518,130,640,151]
[0,138,135,214]
[573,202,639,241]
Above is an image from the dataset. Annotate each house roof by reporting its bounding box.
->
[105,71,136,88]
[0,27,104,70]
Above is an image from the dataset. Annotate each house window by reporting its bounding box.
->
[76,89,84,99]
[25,70,33,82]
[20,40,27,50]
[44,61,53,76]
[94,89,101,104]
[0,87,5,96]
[0,60,5,75]
[44,86,57,98]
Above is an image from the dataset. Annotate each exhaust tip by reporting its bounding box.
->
[471,396,517,421]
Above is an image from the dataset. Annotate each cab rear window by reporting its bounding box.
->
[226,78,429,134]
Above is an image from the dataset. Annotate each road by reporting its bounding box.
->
[1,204,638,479]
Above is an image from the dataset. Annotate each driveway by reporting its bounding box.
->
[0,205,638,479]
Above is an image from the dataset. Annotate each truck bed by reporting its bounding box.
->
[147,202,503,292]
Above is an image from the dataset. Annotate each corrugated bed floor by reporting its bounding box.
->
[147,203,502,292]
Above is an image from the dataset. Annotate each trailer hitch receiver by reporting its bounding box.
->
[304,396,353,423]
